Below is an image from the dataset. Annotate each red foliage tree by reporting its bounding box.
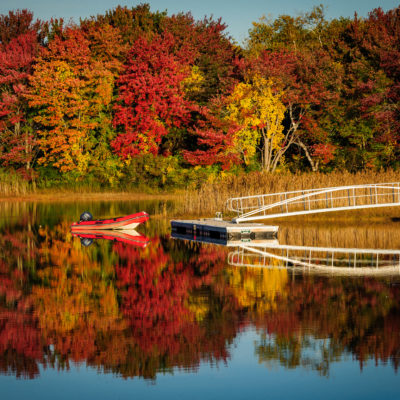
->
[0,9,44,45]
[357,8,400,161]
[329,7,400,169]
[112,33,196,158]
[183,100,241,169]
[0,27,41,177]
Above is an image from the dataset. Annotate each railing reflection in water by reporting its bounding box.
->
[229,244,400,275]
[172,230,400,275]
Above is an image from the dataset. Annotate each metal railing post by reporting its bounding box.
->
[285,193,288,213]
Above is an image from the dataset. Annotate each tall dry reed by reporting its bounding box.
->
[180,170,400,217]
[0,170,30,197]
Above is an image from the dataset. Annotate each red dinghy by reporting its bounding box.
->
[71,211,149,231]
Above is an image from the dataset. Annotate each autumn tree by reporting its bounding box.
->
[0,9,44,45]
[336,7,400,169]
[225,75,286,171]
[161,13,240,105]
[80,22,129,182]
[0,31,41,177]
[85,4,166,44]
[248,5,342,56]
[182,98,241,169]
[0,10,44,178]
[244,47,339,171]
[27,28,114,175]
[160,13,241,158]
[81,22,129,74]
[112,33,195,159]
[245,6,343,171]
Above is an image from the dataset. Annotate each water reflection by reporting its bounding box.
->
[229,244,400,275]
[0,201,399,382]
[172,224,400,274]
[72,229,149,248]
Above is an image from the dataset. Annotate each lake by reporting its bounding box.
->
[0,200,399,399]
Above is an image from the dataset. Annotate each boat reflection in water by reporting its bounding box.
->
[72,229,150,248]
[172,232,400,275]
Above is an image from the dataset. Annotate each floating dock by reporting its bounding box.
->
[170,219,278,245]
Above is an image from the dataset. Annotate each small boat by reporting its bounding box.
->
[71,211,149,231]
[72,229,149,248]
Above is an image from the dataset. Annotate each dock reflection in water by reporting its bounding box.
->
[172,230,400,275]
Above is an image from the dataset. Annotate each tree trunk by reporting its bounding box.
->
[296,139,319,172]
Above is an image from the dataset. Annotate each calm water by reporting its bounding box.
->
[0,200,399,399]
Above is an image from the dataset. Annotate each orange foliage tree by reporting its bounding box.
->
[27,28,115,174]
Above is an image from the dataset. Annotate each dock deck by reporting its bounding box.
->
[170,219,278,245]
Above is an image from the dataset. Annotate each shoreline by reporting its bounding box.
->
[0,191,181,203]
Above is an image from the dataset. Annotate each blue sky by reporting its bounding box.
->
[0,0,398,44]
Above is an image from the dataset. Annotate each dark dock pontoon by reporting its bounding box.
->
[170,219,278,245]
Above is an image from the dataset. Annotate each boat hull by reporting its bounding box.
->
[71,211,149,231]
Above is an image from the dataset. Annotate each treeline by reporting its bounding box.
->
[0,5,399,189]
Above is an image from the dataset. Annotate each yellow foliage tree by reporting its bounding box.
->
[226,76,286,171]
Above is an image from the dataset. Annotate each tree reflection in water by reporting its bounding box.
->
[0,215,399,379]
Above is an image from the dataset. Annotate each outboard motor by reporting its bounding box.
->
[80,211,93,222]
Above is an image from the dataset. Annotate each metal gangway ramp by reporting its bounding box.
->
[227,183,400,223]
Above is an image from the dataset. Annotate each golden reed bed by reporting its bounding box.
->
[180,170,400,218]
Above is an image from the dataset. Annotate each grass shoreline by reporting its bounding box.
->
[0,190,181,203]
